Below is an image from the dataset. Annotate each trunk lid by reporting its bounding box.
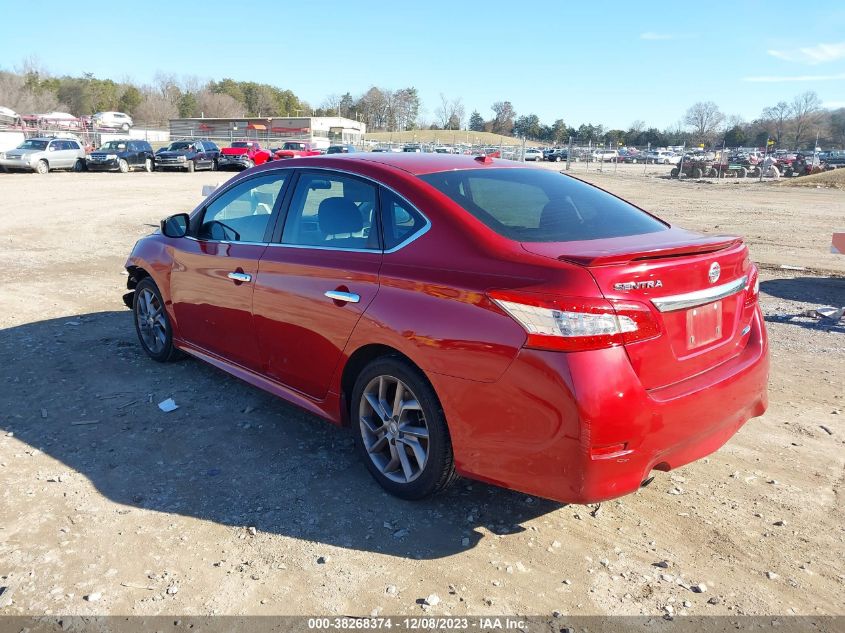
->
[523,228,756,390]
[221,147,248,156]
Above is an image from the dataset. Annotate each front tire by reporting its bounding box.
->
[351,356,457,500]
[144,158,153,172]
[133,278,181,363]
[187,160,195,173]
[36,159,49,174]
[118,158,129,173]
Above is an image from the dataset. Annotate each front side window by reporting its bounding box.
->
[281,172,378,250]
[197,172,288,242]
[419,168,668,243]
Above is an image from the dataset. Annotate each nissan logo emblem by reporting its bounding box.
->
[709,262,721,284]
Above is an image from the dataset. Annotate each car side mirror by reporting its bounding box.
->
[161,213,189,238]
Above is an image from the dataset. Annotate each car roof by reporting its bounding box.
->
[302,152,530,176]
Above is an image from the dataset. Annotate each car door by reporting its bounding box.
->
[252,170,382,399]
[125,141,139,167]
[190,141,204,168]
[47,140,66,168]
[168,170,290,370]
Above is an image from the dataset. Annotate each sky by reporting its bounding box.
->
[1,1,843,129]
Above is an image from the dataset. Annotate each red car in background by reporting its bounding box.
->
[218,141,272,170]
[274,141,322,159]
[124,154,768,504]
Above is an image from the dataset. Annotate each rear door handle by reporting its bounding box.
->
[325,290,360,303]
[227,272,252,283]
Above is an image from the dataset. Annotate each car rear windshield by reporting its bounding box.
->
[232,142,251,148]
[419,168,668,242]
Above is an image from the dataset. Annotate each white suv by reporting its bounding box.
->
[93,111,134,131]
[592,149,619,162]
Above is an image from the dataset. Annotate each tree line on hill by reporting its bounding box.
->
[0,60,842,149]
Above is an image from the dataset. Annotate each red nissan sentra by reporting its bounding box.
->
[124,153,768,503]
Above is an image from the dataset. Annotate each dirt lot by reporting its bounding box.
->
[0,166,842,618]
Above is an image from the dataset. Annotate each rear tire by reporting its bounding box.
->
[670,167,680,178]
[144,158,153,173]
[738,167,748,178]
[351,356,457,500]
[691,167,703,179]
[133,278,182,363]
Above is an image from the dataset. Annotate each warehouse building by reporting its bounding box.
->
[168,116,365,148]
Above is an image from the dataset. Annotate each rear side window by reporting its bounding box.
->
[281,172,378,250]
[380,189,427,250]
[420,168,667,242]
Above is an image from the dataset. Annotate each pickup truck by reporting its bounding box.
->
[218,141,272,170]
[273,141,322,159]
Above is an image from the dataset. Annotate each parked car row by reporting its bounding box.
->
[0,135,360,174]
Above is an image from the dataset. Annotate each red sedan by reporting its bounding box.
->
[124,154,769,503]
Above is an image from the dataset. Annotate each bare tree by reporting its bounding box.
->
[152,72,181,104]
[790,91,823,149]
[0,71,63,112]
[196,90,243,118]
[134,88,178,126]
[683,101,725,140]
[490,101,515,135]
[357,87,388,130]
[761,101,791,144]
[321,94,342,116]
[435,93,465,129]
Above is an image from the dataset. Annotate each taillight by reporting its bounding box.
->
[745,265,760,305]
[488,291,661,352]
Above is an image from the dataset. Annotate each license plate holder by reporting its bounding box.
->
[686,301,722,349]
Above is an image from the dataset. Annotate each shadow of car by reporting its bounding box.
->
[0,311,562,560]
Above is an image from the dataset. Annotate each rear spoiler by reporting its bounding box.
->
[555,237,743,267]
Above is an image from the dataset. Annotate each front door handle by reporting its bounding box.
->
[227,272,252,283]
[325,290,360,303]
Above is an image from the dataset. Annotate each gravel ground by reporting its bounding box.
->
[0,167,842,617]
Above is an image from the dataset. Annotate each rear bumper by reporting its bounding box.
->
[432,306,769,504]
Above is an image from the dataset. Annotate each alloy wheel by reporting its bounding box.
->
[359,375,429,483]
[135,287,167,354]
